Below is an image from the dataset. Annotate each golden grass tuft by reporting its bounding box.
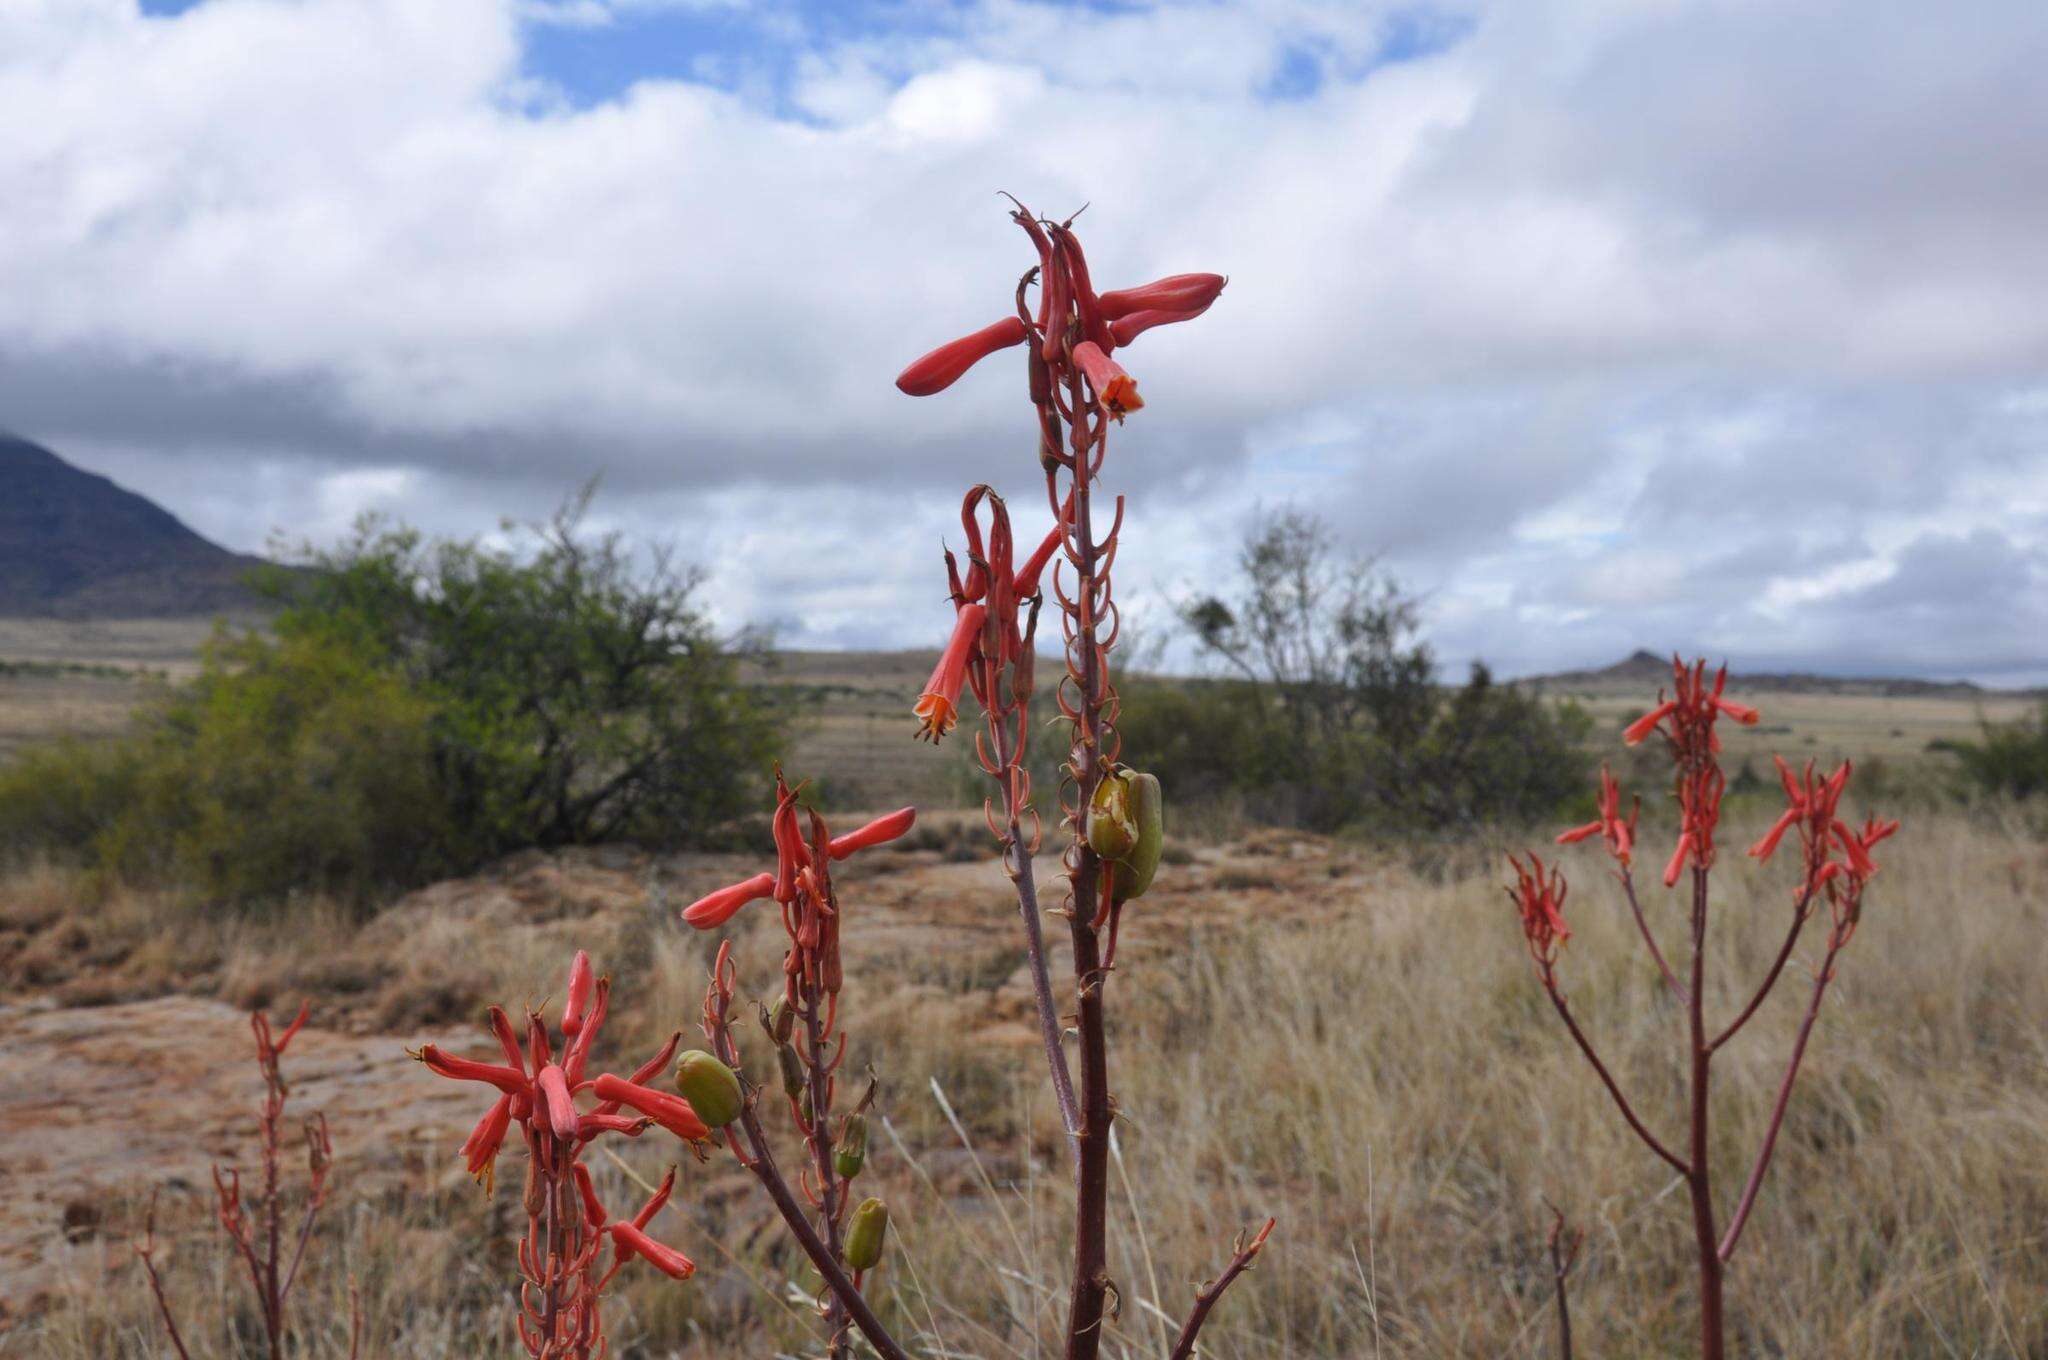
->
[8,811,2044,1356]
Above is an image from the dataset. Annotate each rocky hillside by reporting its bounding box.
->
[0,434,268,617]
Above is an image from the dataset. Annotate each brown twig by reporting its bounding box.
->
[1544,1203,1583,1360]
[1166,1218,1275,1360]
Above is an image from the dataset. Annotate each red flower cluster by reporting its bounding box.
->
[1508,852,1571,968]
[412,951,699,1355]
[894,202,1224,422]
[681,772,915,998]
[1749,755,1899,932]
[1621,658,1760,886]
[916,486,1063,742]
[1556,764,1638,866]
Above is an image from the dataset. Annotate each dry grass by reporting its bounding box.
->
[6,811,2045,1357]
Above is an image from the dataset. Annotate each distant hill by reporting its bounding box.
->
[0,434,270,618]
[1532,648,2019,700]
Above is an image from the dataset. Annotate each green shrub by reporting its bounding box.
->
[1950,701,2048,801]
[0,631,449,907]
[255,490,781,856]
[0,491,782,909]
[1161,508,1591,834]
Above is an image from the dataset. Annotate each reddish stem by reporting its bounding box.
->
[1685,866,1726,1360]
[1707,883,1818,1054]
[1717,938,1843,1262]
[1166,1219,1274,1360]
[1543,980,1690,1177]
[709,982,911,1360]
[1619,867,1688,1004]
[1060,365,1115,1360]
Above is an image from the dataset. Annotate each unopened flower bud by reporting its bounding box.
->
[835,1113,868,1180]
[844,1197,889,1272]
[777,1042,805,1101]
[765,994,796,1045]
[1110,772,1164,904]
[672,1050,743,1129]
[1088,769,1139,860]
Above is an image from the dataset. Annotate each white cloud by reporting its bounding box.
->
[1,0,2045,680]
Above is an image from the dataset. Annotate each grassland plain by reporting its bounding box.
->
[2,805,2042,1357]
[2,631,2042,1354]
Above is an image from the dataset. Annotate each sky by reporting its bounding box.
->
[3,0,2046,684]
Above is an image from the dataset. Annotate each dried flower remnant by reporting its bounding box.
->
[1513,656,1897,1360]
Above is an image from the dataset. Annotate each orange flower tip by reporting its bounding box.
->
[1555,822,1601,845]
[895,316,1031,397]
[913,693,958,743]
[1714,698,1761,725]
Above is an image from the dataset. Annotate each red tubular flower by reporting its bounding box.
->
[895,316,1030,396]
[1830,822,1877,878]
[411,1045,529,1096]
[1097,271,1227,319]
[1748,806,1801,861]
[577,1112,652,1139]
[1713,696,1760,726]
[562,950,594,1038]
[487,1005,526,1073]
[563,975,610,1086]
[572,1163,608,1229]
[591,1074,710,1142]
[771,787,812,904]
[1013,520,1064,598]
[1109,302,1213,348]
[1071,341,1142,417]
[460,1093,515,1190]
[1049,222,1112,351]
[1507,853,1570,967]
[536,1063,580,1142]
[1555,765,1634,866]
[630,1167,676,1232]
[682,871,776,929]
[1623,700,1677,745]
[1662,831,1695,888]
[609,1221,696,1280]
[915,603,987,742]
[829,807,917,860]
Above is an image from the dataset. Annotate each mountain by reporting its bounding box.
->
[0,434,270,617]
[1532,649,2012,700]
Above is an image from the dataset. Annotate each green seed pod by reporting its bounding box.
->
[765,994,796,1045]
[843,1197,889,1272]
[834,1113,868,1180]
[672,1050,744,1129]
[1087,768,1139,861]
[777,1042,805,1101]
[1110,772,1164,904]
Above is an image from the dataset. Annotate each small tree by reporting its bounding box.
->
[1176,508,1588,831]
[257,488,781,858]
[1948,700,2048,800]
